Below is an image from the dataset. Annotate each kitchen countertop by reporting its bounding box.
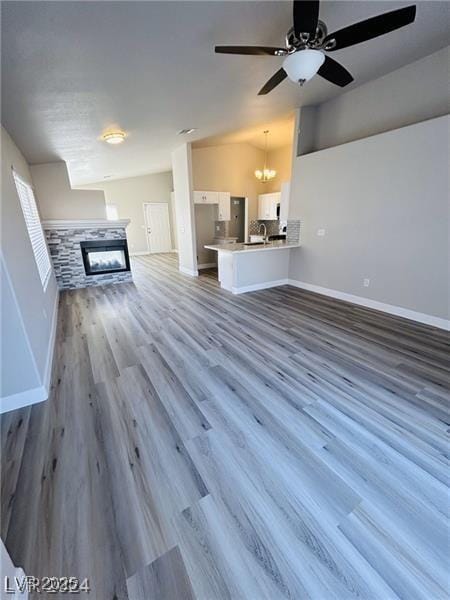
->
[205,240,300,254]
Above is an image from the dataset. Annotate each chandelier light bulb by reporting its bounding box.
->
[255,130,277,183]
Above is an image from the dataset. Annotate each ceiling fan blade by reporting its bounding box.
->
[215,46,286,56]
[258,68,287,95]
[324,5,416,51]
[293,0,320,38]
[317,56,353,87]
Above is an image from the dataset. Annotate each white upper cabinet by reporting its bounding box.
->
[194,190,230,220]
[258,192,280,220]
[194,190,220,205]
[218,192,231,221]
[205,191,219,204]
[194,191,207,204]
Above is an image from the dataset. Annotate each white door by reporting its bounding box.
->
[144,203,172,253]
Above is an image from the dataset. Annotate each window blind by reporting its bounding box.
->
[12,170,52,290]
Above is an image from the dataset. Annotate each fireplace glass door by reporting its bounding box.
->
[87,249,126,273]
[80,239,130,276]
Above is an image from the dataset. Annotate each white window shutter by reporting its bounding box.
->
[12,170,52,290]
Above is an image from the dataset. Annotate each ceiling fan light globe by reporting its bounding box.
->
[282,49,325,84]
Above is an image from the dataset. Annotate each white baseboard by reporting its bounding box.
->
[43,290,59,394]
[232,278,289,295]
[131,250,177,256]
[0,385,47,414]
[179,266,199,277]
[198,262,217,270]
[288,279,450,331]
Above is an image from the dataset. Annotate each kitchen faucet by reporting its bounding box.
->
[259,223,267,243]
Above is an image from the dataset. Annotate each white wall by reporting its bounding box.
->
[303,46,449,153]
[192,143,266,221]
[30,161,106,220]
[289,116,449,326]
[1,127,59,411]
[264,144,293,193]
[171,144,197,276]
[83,171,175,254]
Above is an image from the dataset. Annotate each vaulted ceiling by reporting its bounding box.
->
[2,1,449,184]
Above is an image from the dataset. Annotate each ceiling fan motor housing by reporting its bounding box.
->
[286,21,328,51]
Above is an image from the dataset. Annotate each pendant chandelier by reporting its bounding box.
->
[255,130,276,182]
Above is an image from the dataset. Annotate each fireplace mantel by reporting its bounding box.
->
[42,219,130,230]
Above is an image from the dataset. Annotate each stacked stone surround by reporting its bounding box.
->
[286,219,301,244]
[44,225,133,290]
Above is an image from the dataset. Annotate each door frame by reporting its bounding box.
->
[229,196,249,243]
[143,202,172,254]
[244,197,249,243]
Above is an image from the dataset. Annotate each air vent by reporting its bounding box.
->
[178,128,196,135]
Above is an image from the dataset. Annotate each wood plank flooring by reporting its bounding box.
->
[2,253,449,599]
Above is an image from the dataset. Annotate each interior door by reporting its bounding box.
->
[145,203,172,253]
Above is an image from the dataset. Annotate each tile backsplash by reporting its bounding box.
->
[286,219,301,244]
[248,220,281,236]
[214,219,284,238]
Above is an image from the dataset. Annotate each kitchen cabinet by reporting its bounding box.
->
[194,191,206,204]
[194,191,219,204]
[258,192,280,220]
[194,190,231,221]
[218,192,231,221]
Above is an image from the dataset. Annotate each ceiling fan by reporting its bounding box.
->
[215,1,416,94]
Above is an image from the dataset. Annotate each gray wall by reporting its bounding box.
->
[195,204,217,266]
[289,115,449,321]
[299,46,449,153]
[81,171,175,254]
[1,255,41,397]
[1,127,59,404]
[31,161,106,219]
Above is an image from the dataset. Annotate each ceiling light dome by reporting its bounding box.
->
[282,50,325,85]
[102,131,126,145]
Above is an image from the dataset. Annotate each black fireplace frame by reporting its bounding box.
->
[80,239,131,276]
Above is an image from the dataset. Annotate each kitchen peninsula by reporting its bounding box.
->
[204,241,300,294]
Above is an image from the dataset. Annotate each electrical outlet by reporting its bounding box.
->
[363,278,370,287]
[317,228,325,237]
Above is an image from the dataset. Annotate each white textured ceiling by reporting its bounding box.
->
[2,1,449,185]
[193,113,296,150]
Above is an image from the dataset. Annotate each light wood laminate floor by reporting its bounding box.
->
[2,253,449,599]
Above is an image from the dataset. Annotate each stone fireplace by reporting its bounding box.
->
[43,219,133,289]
